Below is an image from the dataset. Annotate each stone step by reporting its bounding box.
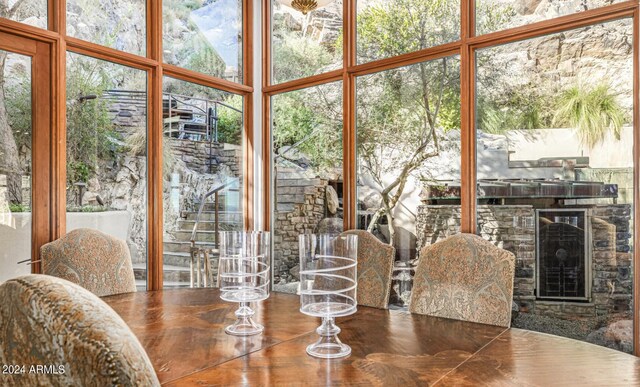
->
[133,263,192,284]
[185,210,243,222]
[163,251,191,266]
[163,240,217,253]
[198,202,241,213]
[172,230,219,242]
[175,222,242,234]
[177,219,241,231]
[162,251,221,267]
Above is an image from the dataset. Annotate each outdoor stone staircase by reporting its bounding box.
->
[133,189,243,287]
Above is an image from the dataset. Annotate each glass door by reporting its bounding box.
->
[0,33,53,282]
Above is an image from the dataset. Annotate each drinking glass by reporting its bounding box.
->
[219,231,270,336]
[299,233,357,358]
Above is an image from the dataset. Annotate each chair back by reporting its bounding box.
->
[341,230,395,309]
[41,228,136,297]
[0,275,159,386]
[409,233,515,327]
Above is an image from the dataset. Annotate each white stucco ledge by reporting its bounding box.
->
[0,210,131,282]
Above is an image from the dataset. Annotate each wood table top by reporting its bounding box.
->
[104,289,640,386]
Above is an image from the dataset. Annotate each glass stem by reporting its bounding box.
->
[236,301,254,319]
[318,317,340,337]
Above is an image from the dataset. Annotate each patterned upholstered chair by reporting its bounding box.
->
[41,228,136,297]
[409,233,515,327]
[0,275,159,387]
[341,230,395,309]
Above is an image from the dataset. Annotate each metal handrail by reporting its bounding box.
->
[188,178,239,288]
[189,178,239,246]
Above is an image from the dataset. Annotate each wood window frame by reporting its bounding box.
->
[0,0,254,290]
[0,26,57,274]
[262,0,640,355]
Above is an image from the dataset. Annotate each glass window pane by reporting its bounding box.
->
[356,56,461,308]
[475,19,634,353]
[162,77,244,288]
[357,0,459,64]
[65,53,148,289]
[0,0,47,28]
[271,0,343,84]
[163,0,243,83]
[67,0,146,55]
[271,81,343,291]
[476,0,627,36]
[0,51,32,282]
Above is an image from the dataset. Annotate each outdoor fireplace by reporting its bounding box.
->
[536,209,590,301]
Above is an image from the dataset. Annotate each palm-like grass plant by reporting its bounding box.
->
[553,83,626,148]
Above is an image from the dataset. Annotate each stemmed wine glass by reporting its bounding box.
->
[218,231,270,336]
[299,233,357,358]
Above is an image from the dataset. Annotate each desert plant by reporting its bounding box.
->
[553,83,626,148]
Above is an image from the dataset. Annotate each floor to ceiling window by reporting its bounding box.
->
[270,81,343,292]
[0,0,252,291]
[356,56,461,306]
[64,53,148,290]
[265,0,640,354]
[473,19,634,353]
[162,77,244,288]
[0,51,33,282]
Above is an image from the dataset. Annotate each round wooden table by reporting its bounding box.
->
[103,289,640,386]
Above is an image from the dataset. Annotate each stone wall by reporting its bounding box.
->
[273,175,328,284]
[416,204,632,320]
[167,139,241,178]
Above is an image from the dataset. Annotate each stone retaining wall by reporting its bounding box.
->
[273,176,328,284]
[416,204,632,320]
[168,139,241,177]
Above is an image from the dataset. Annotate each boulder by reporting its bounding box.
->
[514,0,544,15]
[358,186,382,210]
[325,185,339,215]
[315,217,343,234]
[290,264,300,281]
[586,319,633,353]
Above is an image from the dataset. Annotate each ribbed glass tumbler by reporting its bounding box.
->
[219,231,270,336]
[299,233,358,358]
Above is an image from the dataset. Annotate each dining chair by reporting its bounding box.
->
[0,274,159,387]
[40,228,136,297]
[409,233,515,327]
[341,230,395,309]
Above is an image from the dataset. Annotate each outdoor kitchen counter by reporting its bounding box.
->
[103,288,640,386]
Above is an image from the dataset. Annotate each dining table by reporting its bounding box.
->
[103,288,640,386]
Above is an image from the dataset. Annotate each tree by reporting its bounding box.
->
[216,94,243,145]
[0,0,31,204]
[272,83,342,171]
[357,57,459,244]
[65,55,119,187]
[355,0,461,245]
